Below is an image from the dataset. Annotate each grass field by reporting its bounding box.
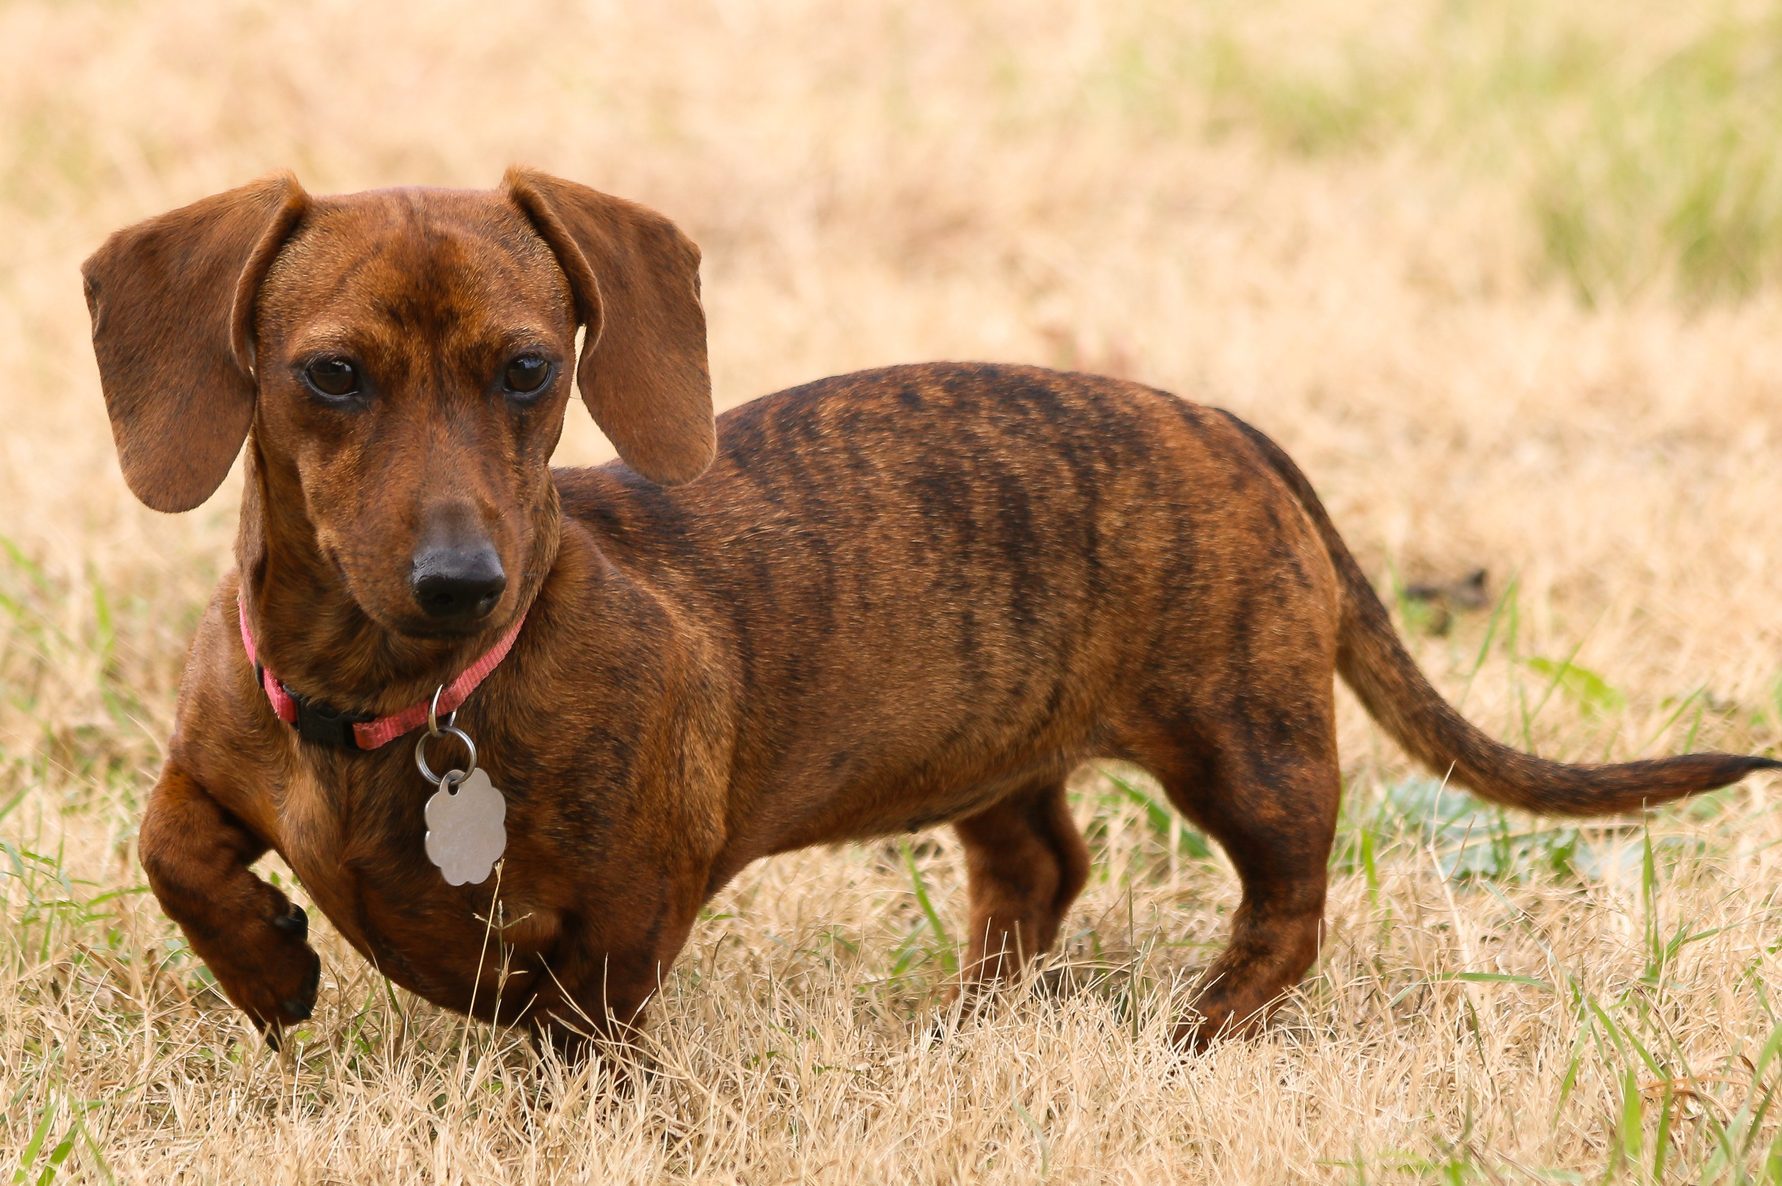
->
[5,0,1782,1181]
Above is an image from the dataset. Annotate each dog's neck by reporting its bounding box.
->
[233,439,560,715]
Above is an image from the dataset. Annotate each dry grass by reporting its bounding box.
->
[5,0,1782,1181]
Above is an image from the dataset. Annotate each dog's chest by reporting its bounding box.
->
[274,758,563,1010]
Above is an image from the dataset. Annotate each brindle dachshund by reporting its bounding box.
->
[82,170,1776,1058]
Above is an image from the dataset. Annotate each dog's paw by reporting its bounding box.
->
[201,896,323,1048]
[1170,1014,1220,1053]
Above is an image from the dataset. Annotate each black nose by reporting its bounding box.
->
[410,546,507,622]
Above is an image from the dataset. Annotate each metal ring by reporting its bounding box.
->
[415,725,477,785]
[427,684,456,736]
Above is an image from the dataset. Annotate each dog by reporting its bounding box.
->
[82,170,1777,1058]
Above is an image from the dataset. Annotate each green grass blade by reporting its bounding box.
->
[900,840,958,979]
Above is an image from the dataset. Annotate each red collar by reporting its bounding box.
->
[237,597,528,751]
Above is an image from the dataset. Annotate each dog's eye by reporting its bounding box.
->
[303,358,361,399]
[502,354,552,396]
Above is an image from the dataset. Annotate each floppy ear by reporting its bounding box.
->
[82,175,308,512]
[505,168,715,485]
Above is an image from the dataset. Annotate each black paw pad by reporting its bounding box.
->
[271,903,308,939]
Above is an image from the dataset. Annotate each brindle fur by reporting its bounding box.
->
[83,173,1778,1056]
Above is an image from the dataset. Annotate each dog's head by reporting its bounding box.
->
[81,170,712,636]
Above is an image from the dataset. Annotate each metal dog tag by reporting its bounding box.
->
[423,768,507,886]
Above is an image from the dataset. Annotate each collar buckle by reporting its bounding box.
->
[285,685,375,750]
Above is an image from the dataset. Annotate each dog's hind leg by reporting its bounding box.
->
[1138,684,1342,1050]
[951,778,1090,986]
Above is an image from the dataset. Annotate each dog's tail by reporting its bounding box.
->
[1221,410,1779,816]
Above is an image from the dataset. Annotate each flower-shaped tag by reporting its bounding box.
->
[423,768,507,886]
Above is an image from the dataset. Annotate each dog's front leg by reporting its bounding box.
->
[528,872,709,1068]
[138,761,320,1047]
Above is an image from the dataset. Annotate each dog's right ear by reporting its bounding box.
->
[82,175,308,512]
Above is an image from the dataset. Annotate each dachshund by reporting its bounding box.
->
[82,170,1778,1057]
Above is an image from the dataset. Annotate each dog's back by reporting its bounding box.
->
[557,362,1331,843]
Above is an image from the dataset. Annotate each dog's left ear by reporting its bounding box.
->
[506,168,715,485]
